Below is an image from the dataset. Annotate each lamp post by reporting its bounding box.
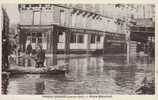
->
[126,29,130,65]
[125,18,132,65]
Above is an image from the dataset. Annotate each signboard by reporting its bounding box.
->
[106,33,126,42]
[70,28,85,33]
[70,28,105,35]
[85,30,97,34]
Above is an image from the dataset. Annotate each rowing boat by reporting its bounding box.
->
[7,63,69,75]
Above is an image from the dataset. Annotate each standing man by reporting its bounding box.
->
[26,41,32,56]
[26,41,32,67]
[35,45,45,68]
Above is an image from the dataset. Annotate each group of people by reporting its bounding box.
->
[26,42,45,68]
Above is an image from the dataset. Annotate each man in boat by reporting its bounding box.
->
[26,42,33,66]
[26,42,32,56]
[35,45,45,68]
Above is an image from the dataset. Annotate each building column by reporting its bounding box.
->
[86,34,91,54]
[50,27,58,54]
[46,30,51,54]
[101,36,104,53]
[126,31,130,65]
[65,30,70,54]
[47,26,58,66]
[103,36,108,54]
[19,29,27,52]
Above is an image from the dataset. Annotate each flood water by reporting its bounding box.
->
[6,54,154,95]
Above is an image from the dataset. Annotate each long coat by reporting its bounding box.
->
[36,50,45,63]
[26,44,32,54]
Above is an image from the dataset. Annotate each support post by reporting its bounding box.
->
[51,27,57,55]
[19,29,26,52]
[126,31,130,65]
[103,36,108,54]
[65,30,70,54]
[48,26,58,66]
[127,40,130,65]
[86,34,91,54]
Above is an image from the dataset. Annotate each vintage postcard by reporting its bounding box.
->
[0,0,157,100]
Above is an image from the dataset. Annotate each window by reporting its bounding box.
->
[36,32,42,37]
[32,32,36,37]
[26,32,30,36]
[22,8,27,10]
[60,9,65,25]
[42,33,47,43]
[25,4,29,7]
[41,4,45,7]
[97,35,101,42]
[31,4,39,7]
[38,37,42,43]
[91,34,95,43]
[27,36,31,41]
[33,11,40,25]
[58,32,65,43]
[77,35,84,43]
[18,5,21,8]
[32,37,36,43]
[70,33,76,43]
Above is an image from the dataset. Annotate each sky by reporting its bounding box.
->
[3,4,19,24]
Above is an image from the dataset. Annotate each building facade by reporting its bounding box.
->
[2,7,9,36]
[130,18,155,56]
[19,4,154,54]
[1,7,10,70]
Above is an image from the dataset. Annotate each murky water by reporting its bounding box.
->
[6,54,154,94]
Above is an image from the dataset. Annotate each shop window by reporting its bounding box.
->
[70,33,76,43]
[97,35,101,42]
[77,35,84,43]
[91,34,95,43]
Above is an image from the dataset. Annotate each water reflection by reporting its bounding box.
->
[46,54,57,66]
[114,66,136,94]
[35,80,45,94]
[7,55,154,94]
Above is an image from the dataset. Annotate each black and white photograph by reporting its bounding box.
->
[1,3,155,95]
